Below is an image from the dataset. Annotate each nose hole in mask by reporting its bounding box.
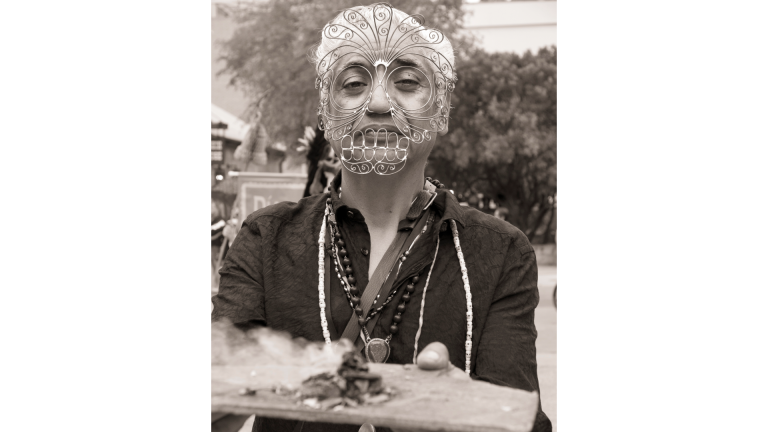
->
[376,64,386,83]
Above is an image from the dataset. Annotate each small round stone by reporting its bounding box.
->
[336,239,345,248]
[342,257,351,266]
[351,296,360,305]
[334,231,341,239]
[354,305,363,315]
[406,284,415,293]
[396,303,406,313]
[404,250,410,256]
[358,317,366,326]
[402,293,410,303]
[389,325,399,334]
[339,248,348,257]
[411,276,420,284]
[393,314,402,323]
[349,286,359,296]
[347,275,356,285]
[345,266,353,275]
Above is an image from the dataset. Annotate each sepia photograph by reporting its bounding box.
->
[210,1,556,431]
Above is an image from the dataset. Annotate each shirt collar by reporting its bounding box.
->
[328,170,465,228]
[431,186,466,228]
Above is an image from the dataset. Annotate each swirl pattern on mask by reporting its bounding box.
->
[314,3,456,175]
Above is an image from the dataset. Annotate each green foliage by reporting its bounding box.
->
[218,0,466,142]
[428,46,556,240]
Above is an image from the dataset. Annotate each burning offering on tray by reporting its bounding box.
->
[242,350,395,411]
[212,321,541,432]
[213,320,393,411]
[295,351,395,410]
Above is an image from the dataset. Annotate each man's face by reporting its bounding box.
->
[316,6,455,175]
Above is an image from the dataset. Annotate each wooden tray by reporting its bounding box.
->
[212,364,539,432]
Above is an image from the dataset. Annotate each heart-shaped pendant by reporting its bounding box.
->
[364,338,390,363]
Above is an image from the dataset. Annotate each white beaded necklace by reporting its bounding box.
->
[316,200,474,375]
[317,205,332,344]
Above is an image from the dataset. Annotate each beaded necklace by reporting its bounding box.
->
[328,202,433,363]
[316,179,474,374]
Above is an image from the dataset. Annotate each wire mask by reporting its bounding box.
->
[315,3,456,175]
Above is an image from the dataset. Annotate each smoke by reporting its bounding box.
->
[212,319,355,377]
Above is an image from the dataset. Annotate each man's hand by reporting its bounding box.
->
[417,342,469,380]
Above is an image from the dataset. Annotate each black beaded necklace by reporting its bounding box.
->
[325,177,443,362]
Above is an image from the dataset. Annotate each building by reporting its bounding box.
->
[211,103,249,187]
[463,1,556,54]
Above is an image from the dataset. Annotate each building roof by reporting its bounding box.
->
[212,103,251,142]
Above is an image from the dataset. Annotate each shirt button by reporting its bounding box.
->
[361,248,369,256]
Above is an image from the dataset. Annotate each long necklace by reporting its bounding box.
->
[318,205,331,344]
[327,200,433,363]
[316,181,474,374]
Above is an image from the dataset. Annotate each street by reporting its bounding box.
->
[536,265,557,432]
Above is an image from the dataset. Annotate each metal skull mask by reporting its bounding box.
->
[315,3,456,175]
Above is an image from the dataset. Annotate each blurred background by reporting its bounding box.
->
[211,0,556,430]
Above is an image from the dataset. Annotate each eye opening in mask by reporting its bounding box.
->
[331,65,373,111]
[386,66,433,112]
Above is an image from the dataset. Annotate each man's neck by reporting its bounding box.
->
[339,163,425,230]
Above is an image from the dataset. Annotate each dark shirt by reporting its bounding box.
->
[212,177,552,432]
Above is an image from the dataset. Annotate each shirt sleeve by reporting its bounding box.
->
[473,235,552,432]
[211,217,266,331]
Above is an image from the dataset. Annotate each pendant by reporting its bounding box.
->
[364,338,390,363]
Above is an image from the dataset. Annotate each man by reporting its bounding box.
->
[211,201,226,289]
[212,4,551,431]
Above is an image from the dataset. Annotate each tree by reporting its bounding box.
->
[218,0,557,242]
[427,46,557,242]
[217,0,467,144]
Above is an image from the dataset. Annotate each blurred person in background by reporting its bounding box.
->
[302,126,342,197]
[553,229,557,308]
[212,4,550,431]
[212,198,242,292]
[223,198,241,248]
[211,201,226,289]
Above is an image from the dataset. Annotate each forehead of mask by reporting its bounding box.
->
[326,42,443,114]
